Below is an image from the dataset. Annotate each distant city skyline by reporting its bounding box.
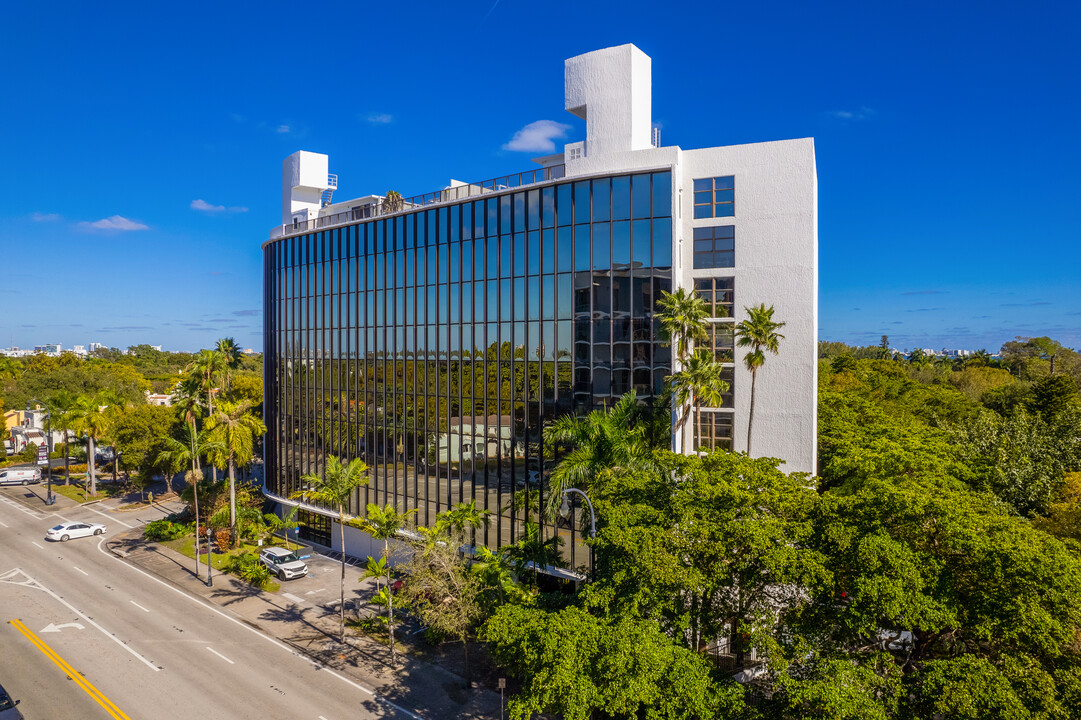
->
[1,1,1077,352]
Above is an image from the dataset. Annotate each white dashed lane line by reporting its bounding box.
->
[30,541,44,549]
[130,600,150,613]
[87,506,134,528]
[0,520,9,527]
[206,647,235,664]
[73,566,89,576]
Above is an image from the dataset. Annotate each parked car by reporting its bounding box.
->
[0,680,23,720]
[259,546,308,580]
[46,522,106,542]
[0,468,41,486]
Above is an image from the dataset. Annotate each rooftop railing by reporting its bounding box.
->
[272,164,566,239]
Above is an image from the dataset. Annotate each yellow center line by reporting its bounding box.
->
[8,619,132,720]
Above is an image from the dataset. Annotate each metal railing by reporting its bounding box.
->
[272,164,565,239]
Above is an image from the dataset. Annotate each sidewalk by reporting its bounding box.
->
[106,527,502,719]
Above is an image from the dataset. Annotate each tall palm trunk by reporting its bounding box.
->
[228,456,237,547]
[63,432,70,486]
[746,369,758,456]
[88,435,97,496]
[385,538,396,661]
[695,399,703,454]
[337,506,346,643]
[190,418,202,579]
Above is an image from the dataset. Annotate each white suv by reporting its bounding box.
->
[259,547,308,580]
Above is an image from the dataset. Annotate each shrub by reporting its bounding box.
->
[214,528,232,551]
[144,519,188,542]
[225,552,271,588]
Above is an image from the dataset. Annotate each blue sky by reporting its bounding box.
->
[1,1,1077,353]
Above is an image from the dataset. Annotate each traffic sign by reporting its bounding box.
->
[37,445,48,466]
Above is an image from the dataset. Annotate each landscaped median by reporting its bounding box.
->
[143,519,292,592]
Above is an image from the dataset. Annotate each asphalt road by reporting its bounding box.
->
[0,490,407,720]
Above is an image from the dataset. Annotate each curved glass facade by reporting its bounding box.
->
[263,171,673,563]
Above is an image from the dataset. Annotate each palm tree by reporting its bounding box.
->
[657,287,710,361]
[734,304,786,456]
[48,391,79,486]
[383,190,404,214]
[668,348,731,453]
[542,390,656,519]
[157,425,224,580]
[295,456,370,643]
[353,502,418,661]
[656,288,710,453]
[71,395,109,496]
[169,375,204,494]
[188,349,228,481]
[215,337,243,401]
[206,399,267,547]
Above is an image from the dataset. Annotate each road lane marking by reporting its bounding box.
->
[130,600,149,613]
[282,592,305,604]
[88,506,133,528]
[0,520,8,527]
[13,568,159,672]
[73,566,89,576]
[206,647,235,664]
[0,496,46,519]
[9,619,133,720]
[42,622,85,632]
[30,541,44,549]
[320,716,329,719]
[97,540,421,718]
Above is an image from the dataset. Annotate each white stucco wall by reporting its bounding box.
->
[677,138,818,474]
[565,44,653,157]
[282,150,330,225]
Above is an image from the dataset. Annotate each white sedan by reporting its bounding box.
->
[46,522,106,542]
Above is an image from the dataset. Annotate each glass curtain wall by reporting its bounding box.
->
[264,171,673,567]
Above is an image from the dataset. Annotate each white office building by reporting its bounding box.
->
[262,44,817,559]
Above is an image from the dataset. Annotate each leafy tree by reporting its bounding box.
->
[295,456,369,642]
[1037,472,1081,541]
[587,451,824,666]
[735,303,785,456]
[399,515,486,687]
[777,479,1081,720]
[110,404,176,486]
[483,604,743,720]
[205,399,266,546]
[1029,373,1078,416]
[951,407,1081,516]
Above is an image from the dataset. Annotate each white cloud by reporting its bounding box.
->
[826,106,876,122]
[276,124,290,134]
[191,199,225,213]
[77,215,149,232]
[31,212,60,222]
[366,113,393,124]
[502,120,573,153]
[192,199,248,214]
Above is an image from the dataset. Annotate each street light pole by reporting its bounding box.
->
[559,487,596,578]
[27,401,55,506]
